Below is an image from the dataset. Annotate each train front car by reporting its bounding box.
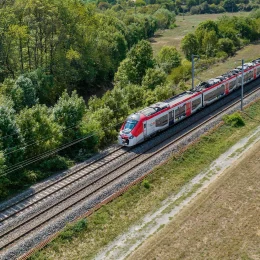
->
[118,113,143,146]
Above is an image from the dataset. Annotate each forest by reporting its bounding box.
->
[0,0,259,199]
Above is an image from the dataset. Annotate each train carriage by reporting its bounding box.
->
[118,58,260,146]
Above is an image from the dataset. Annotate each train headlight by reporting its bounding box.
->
[129,135,134,139]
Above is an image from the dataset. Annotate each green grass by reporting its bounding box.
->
[151,12,250,55]
[30,98,260,260]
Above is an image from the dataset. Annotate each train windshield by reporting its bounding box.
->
[122,120,138,134]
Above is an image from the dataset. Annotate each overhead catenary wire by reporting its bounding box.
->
[4,122,82,156]
[0,94,160,176]
[0,109,84,141]
[3,96,146,156]
[1,120,124,177]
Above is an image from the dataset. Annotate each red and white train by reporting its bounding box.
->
[118,58,260,146]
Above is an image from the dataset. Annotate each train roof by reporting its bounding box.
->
[133,59,260,119]
[139,102,168,116]
[137,91,200,117]
[164,91,197,107]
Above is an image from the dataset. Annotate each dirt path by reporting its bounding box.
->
[127,131,260,260]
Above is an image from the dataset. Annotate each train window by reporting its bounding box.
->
[229,80,236,90]
[144,123,146,128]
[122,120,138,134]
[175,105,185,119]
[192,98,201,110]
[156,115,168,127]
[204,85,225,101]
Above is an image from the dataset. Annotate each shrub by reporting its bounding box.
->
[38,156,71,172]
[143,179,151,189]
[60,218,88,241]
[59,229,74,241]
[72,219,88,232]
[23,170,38,183]
[223,112,245,127]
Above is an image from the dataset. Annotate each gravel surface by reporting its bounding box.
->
[0,79,260,260]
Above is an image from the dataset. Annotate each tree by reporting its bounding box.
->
[222,0,238,12]
[24,68,55,105]
[217,38,235,56]
[181,33,199,61]
[15,75,38,108]
[115,40,154,85]
[122,84,146,109]
[156,46,181,73]
[202,30,218,57]
[0,95,23,165]
[53,90,86,128]
[195,20,219,49]
[17,104,62,157]
[153,8,175,29]
[142,68,167,89]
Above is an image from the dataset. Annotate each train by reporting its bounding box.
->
[118,58,260,146]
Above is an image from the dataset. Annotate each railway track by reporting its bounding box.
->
[0,146,129,224]
[0,80,260,258]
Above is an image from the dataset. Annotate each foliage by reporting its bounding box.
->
[153,8,176,29]
[38,156,71,172]
[53,90,86,128]
[115,40,154,85]
[1,77,37,112]
[24,69,55,105]
[181,33,199,61]
[142,68,167,90]
[181,15,260,60]
[16,104,62,157]
[223,112,245,127]
[156,46,181,73]
[0,95,23,165]
[143,179,150,189]
[168,60,192,85]
[217,38,235,56]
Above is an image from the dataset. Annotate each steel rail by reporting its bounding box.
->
[0,146,128,223]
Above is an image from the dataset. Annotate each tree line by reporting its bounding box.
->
[0,0,259,199]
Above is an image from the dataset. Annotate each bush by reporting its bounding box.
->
[223,112,245,127]
[153,8,175,29]
[23,170,38,183]
[60,218,88,241]
[38,156,71,172]
[143,179,151,189]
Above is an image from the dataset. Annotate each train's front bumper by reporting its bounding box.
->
[118,134,136,146]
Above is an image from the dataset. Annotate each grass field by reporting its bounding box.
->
[151,12,249,55]
[128,136,260,260]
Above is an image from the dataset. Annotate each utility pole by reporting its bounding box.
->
[192,54,199,90]
[241,59,244,111]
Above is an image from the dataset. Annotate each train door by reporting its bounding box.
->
[225,82,229,95]
[143,122,147,138]
[185,102,191,116]
[254,68,257,79]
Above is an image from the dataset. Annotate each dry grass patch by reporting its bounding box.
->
[128,134,260,260]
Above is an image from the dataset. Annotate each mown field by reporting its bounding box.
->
[128,134,260,260]
[151,12,249,54]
